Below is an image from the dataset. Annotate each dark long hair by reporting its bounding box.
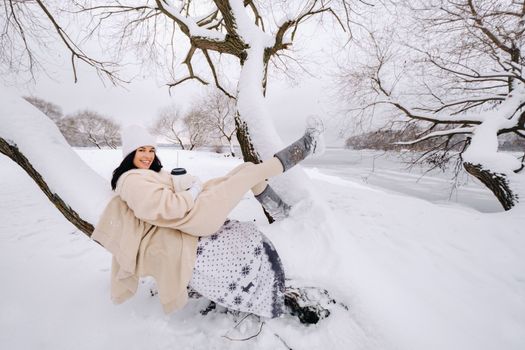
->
[111,150,163,190]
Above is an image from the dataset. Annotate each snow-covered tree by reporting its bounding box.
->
[67,0,352,161]
[340,0,525,210]
[0,91,110,236]
[1,0,358,228]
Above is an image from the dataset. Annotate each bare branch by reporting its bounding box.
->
[202,49,235,99]
[34,0,124,84]
[167,46,209,91]
[244,0,265,30]
[466,0,514,55]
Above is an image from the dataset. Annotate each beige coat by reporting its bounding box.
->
[92,169,200,313]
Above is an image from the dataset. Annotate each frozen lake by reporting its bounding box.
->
[302,148,502,213]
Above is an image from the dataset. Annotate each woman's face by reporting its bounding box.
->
[133,146,156,169]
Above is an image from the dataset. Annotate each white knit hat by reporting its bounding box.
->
[121,125,157,158]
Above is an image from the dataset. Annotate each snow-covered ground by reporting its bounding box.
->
[1,148,524,350]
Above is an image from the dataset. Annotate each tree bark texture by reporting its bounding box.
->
[463,162,519,211]
[234,114,262,164]
[0,137,94,236]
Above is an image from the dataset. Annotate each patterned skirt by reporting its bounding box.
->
[188,220,285,318]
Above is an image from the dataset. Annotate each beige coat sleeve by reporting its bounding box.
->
[170,173,197,192]
[118,173,195,224]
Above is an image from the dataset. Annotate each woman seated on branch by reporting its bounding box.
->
[93,122,322,319]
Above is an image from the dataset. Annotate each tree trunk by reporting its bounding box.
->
[234,113,262,164]
[227,137,235,157]
[0,137,94,236]
[464,162,519,210]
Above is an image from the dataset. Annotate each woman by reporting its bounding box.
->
[92,124,321,319]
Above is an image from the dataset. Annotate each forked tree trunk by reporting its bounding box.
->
[0,137,94,236]
[464,162,519,211]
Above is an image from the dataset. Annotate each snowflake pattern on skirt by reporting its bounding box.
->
[189,219,285,318]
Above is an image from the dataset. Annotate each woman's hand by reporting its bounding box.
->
[187,177,203,201]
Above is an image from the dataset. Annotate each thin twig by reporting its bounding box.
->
[273,332,293,350]
[222,320,265,341]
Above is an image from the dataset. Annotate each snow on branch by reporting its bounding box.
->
[227,0,272,45]
[382,83,525,127]
[155,0,225,41]
[0,89,112,233]
[379,97,484,124]
[394,127,474,146]
[152,0,245,96]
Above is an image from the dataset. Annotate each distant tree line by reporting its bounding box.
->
[345,124,452,152]
[346,125,525,152]
[498,134,525,152]
[23,90,237,155]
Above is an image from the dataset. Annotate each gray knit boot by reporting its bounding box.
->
[255,185,291,221]
[274,122,323,172]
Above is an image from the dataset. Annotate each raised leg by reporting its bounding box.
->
[175,158,284,236]
[254,184,291,221]
[173,120,323,235]
[274,121,323,172]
